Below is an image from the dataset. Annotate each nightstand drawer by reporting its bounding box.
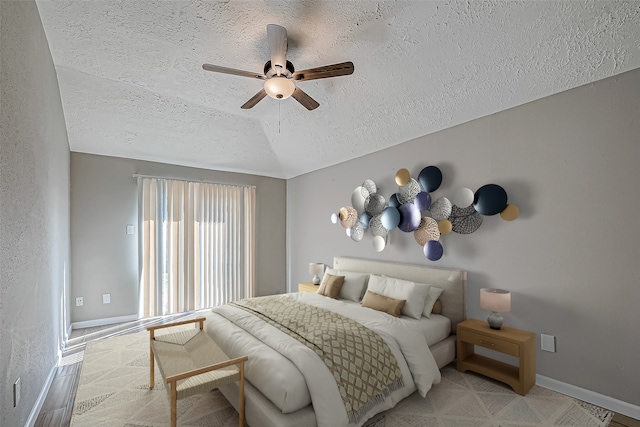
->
[460,329,519,357]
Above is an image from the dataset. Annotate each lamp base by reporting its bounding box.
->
[487,312,504,330]
[312,275,321,285]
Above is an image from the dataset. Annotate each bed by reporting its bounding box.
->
[205,256,467,427]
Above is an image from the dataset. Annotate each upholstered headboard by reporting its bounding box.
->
[333,256,467,331]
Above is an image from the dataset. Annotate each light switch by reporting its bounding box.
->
[126,224,135,235]
[103,293,111,304]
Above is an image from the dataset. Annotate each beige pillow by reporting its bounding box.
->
[361,290,406,317]
[317,274,345,299]
[431,299,442,315]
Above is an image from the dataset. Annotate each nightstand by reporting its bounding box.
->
[298,282,319,293]
[457,318,535,395]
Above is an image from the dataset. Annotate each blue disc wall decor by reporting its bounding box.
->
[473,184,508,215]
[381,206,401,230]
[414,192,432,211]
[389,193,400,208]
[423,240,444,261]
[359,212,372,229]
[418,166,442,192]
[398,202,421,232]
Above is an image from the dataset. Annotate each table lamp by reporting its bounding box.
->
[309,263,324,285]
[480,288,511,330]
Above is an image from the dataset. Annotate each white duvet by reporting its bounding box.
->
[206,292,442,427]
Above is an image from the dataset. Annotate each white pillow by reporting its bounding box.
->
[422,286,444,318]
[322,268,369,302]
[366,275,430,319]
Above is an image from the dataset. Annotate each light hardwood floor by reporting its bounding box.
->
[35,314,639,427]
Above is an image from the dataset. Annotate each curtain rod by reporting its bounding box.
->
[132,174,256,189]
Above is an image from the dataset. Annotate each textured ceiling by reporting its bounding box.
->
[36,1,640,179]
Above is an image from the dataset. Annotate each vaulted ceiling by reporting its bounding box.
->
[37,1,640,179]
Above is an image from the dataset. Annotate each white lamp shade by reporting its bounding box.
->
[309,263,324,285]
[264,77,295,99]
[480,288,511,313]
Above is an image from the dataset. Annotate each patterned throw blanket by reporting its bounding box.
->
[231,295,404,424]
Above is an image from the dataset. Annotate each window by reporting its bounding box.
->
[138,178,255,317]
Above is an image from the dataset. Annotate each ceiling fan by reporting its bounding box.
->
[202,24,354,111]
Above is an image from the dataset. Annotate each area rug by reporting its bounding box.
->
[71,329,612,427]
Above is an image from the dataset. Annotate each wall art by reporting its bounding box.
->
[332,166,519,261]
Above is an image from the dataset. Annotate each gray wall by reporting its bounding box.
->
[70,153,286,323]
[0,1,71,425]
[287,68,640,407]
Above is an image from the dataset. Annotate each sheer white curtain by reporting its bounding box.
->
[138,177,255,317]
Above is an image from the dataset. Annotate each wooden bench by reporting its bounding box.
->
[147,317,248,427]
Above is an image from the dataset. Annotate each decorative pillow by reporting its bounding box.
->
[422,286,444,318]
[367,275,430,319]
[431,299,442,315]
[316,273,345,299]
[361,290,406,317]
[323,268,369,302]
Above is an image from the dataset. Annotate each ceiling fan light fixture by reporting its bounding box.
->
[264,77,295,100]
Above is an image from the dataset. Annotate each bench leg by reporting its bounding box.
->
[239,361,245,427]
[149,345,155,389]
[170,381,177,427]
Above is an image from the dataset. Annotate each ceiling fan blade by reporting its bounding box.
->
[241,89,267,109]
[202,64,266,80]
[291,86,320,111]
[293,61,354,81]
[267,24,287,72]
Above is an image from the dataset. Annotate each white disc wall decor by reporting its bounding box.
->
[362,179,377,196]
[369,214,388,238]
[373,235,386,252]
[351,186,367,213]
[452,187,474,208]
[330,213,338,224]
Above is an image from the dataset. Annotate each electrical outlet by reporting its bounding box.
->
[14,377,20,407]
[76,296,83,306]
[541,334,556,352]
[103,293,111,304]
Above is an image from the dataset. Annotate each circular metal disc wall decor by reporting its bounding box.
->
[423,240,444,261]
[368,214,388,238]
[414,217,440,246]
[362,179,377,196]
[389,193,400,208]
[398,202,421,232]
[397,178,420,204]
[351,222,364,242]
[414,191,432,211]
[351,186,367,213]
[395,168,411,186]
[373,235,387,252]
[438,219,453,234]
[364,193,386,216]
[330,213,338,224]
[429,197,452,221]
[418,166,443,192]
[339,206,358,228]
[359,212,372,229]
[452,187,474,208]
[381,206,401,230]
[473,184,508,215]
[450,205,483,234]
[500,203,520,221]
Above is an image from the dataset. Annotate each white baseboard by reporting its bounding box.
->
[25,359,59,427]
[537,374,640,420]
[71,313,139,330]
